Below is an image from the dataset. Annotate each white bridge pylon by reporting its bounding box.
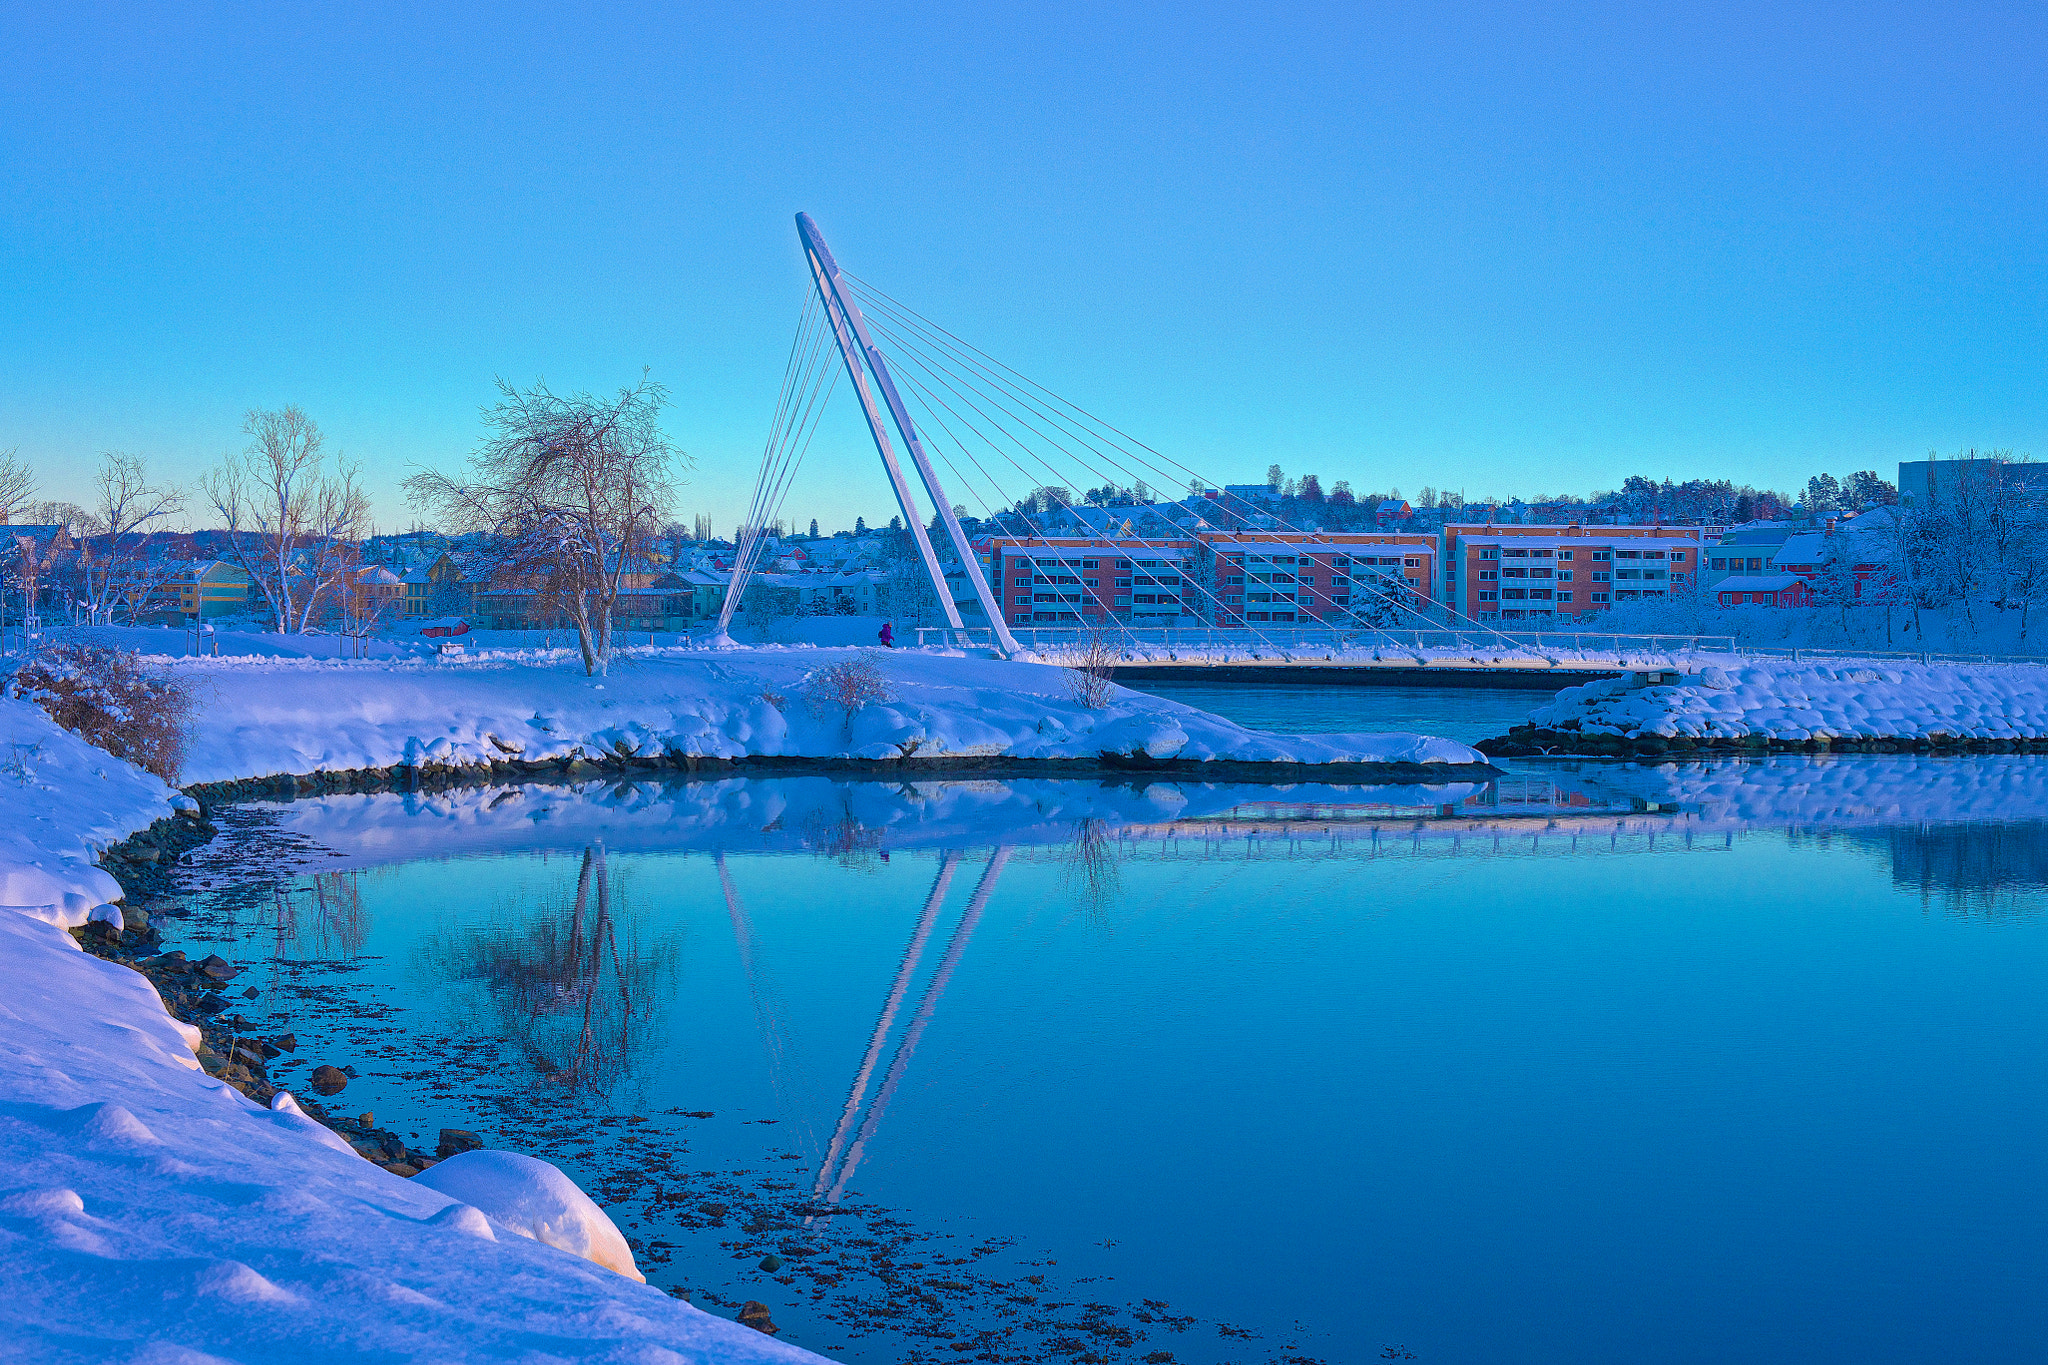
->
[723,214,1021,655]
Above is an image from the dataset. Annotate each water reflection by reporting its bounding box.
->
[815,849,1010,1208]
[271,873,370,958]
[417,844,679,1096]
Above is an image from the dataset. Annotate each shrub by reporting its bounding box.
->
[1061,627,1121,710]
[10,644,194,782]
[801,655,892,737]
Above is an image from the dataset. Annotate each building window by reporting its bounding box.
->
[1592,591,1611,603]
[1478,569,1497,581]
[1592,571,1611,583]
[1558,570,1573,582]
[1592,550,1612,561]
[1480,547,1499,560]
[1559,549,1574,560]
[1478,590,1498,602]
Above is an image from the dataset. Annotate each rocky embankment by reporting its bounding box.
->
[81,811,458,1180]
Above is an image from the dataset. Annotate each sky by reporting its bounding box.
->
[3,1,2044,535]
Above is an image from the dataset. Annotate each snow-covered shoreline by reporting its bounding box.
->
[1481,659,2048,756]
[160,645,1489,784]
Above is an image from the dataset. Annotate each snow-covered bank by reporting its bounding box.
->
[159,646,1487,783]
[0,693,821,1361]
[1498,660,2048,752]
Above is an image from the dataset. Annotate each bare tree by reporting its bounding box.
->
[202,407,370,633]
[75,452,184,625]
[405,374,684,676]
[8,526,68,636]
[0,449,34,525]
[338,558,401,657]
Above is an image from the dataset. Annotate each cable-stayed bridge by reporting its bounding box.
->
[724,213,1551,663]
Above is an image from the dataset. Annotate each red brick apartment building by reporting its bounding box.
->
[1194,532,1436,625]
[980,532,1436,628]
[1442,524,1703,622]
[983,537,1200,627]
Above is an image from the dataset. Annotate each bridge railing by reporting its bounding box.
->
[917,625,1738,658]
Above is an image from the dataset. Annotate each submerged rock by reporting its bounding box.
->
[309,1065,349,1095]
[737,1301,779,1335]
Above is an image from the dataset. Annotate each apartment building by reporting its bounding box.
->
[1701,521,1796,590]
[983,537,1200,628]
[1442,524,1702,621]
[1195,532,1436,625]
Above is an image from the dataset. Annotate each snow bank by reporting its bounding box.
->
[0,696,179,927]
[1529,661,2048,742]
[415,1150,644,1282]
[160,646,1484,782]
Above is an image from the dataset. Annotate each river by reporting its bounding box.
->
[151,740,2048,1363]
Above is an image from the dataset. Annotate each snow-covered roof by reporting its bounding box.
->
[1777,510,1897,566]
[1458,532,1701,549]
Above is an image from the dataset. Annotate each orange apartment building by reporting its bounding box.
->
[1443,524,1703,621]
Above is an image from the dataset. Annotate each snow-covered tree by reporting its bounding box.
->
[405,375,684,676]
[75,452,183,625]
[204,407,370,634]
[0,448,33,526]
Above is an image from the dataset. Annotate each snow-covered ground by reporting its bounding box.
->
[156,646,1485,783]
[1528,661,2048,742]
[0,690,822,1361]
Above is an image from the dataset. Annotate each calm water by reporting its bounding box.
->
[1125,678,1557,741]
[166,762,2048,1365]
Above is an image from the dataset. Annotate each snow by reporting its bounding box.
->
[0,698,822,1361]
[415,1151,645,1283]
[158,645,1486,783]
[1529,660,2048,742]
[0,695,178,928]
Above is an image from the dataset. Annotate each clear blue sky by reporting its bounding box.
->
[3,1,2043,533]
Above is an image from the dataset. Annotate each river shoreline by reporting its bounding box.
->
[177,751,1501,810]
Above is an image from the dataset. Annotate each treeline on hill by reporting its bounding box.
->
[997,464,1896,528]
